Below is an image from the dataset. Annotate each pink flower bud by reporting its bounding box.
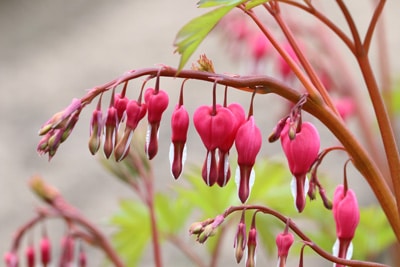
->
[169,104,189,179]
[277,43,299,80]
[250,32,270,62]
[332,185,359,262]
[40,236,51,266]
[4,251,18,267]
[234,212,247,263]
[59,235,74,265]
[114,99,147,161]
[25,245,35,267]
[114,93,129,122]
[88,107,103,155]
[144,88,169,159]
[280,121,320,212]
[234,116,262,203]
[246,226,257,267]
[276,231,294,267]
[194,105,236,186]
[103,106,118,158]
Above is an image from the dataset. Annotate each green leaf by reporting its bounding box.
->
[197,0,244,8]
[110,200,151,266]
[154,193,193,234]
[245,0,270,10]
[174,1,245,71]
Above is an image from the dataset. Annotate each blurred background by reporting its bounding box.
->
[1,0,399,266]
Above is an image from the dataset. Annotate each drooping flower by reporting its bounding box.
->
[280,121,320,212]
[216,103,246,187]
[114,99,147,161]
[276,220,294,267]
[246,218,257,267]
[169,104,189,179]
[88,97,103,155]
[332,185,360,265]
[144,88,169,160]
[193,105,236,186]
[4,251,18,267]
[25,243,35,267]
[235,116,262,203]
[114,92,129,123]
[233,211,247,263]
[40,234,51,266]
[103,104,118,159]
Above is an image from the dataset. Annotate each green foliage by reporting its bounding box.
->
[110,200,151,266]
[245,0,270,10]
[110,158,395,265]
[174,0,245,71]
[391,79,400,113]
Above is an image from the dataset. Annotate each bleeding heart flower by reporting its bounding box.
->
[114,93,129,122]
[235,116,262,203]
[332,185,360,265]
[144,88,169,160]
[114,99,147,161]
[280,121,320,212]
[193,105,236,186]
[217,103,246,187]
[169,104,189,179]
[276,223,294,267]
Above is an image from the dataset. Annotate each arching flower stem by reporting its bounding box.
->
[222,205,389,267]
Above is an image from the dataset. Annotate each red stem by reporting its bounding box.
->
[223,205,389,267]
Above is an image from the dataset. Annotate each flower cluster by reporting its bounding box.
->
[4,229,87,267]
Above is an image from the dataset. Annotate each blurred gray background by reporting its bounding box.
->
[1,0,399,266]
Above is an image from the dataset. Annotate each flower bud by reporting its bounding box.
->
[246,226,257,267]
[25,245,35,267]
[40,236,51,266]
[4,251,18,267]
[276,227,294,267]
[234,212,247,263]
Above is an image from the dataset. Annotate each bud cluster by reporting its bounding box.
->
[4,225,87,267]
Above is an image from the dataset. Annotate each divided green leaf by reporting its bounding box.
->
[174,1,245,71]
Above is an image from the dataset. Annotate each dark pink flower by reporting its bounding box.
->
[276,229,294,267]
[217,103,246,187]
[280,121,320,212]
[144,88,169,160]
[25,244,35,267]
[169,104,189,179]
[114,99,147,161]
[193,105,236,186]
[235,116,262,203]
[332,185,360,263]
[114,93,129,122]
[40,235,51,266]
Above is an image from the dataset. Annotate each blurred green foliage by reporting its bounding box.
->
[110,158,395,266]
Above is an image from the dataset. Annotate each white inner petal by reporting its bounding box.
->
[346,242,353,260]
[168,143,174,176]
[206,151,212,185]
[290,176,309,210]
[145,124,151,158]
